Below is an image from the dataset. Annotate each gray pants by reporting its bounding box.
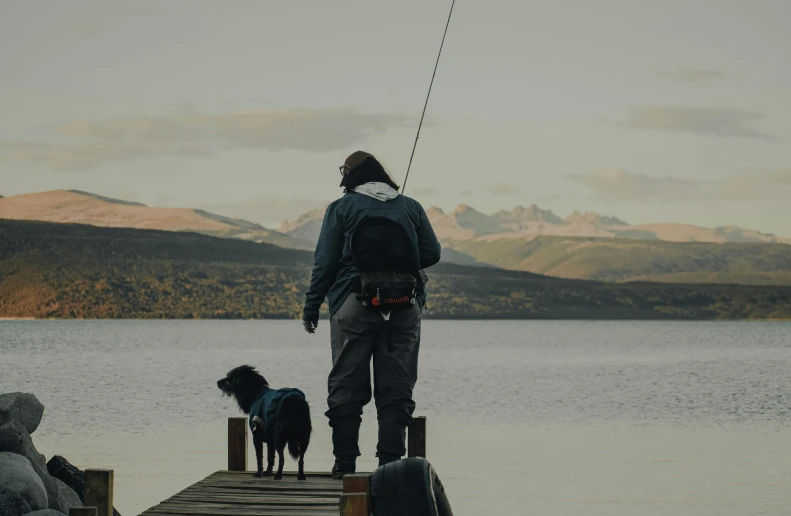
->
[327,294,421,460]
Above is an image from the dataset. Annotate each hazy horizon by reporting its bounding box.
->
[2,1,790,235]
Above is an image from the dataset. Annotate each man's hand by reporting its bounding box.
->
[303,320,317,334]
[302,313,318,334]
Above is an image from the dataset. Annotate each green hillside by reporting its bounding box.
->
[1,219,790,320]
[448,236,791,284]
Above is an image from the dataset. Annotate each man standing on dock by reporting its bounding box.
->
[302,151,441,479]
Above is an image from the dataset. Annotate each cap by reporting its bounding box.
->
[344,150,375,171]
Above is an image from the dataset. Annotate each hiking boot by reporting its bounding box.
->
[331,459,356,480]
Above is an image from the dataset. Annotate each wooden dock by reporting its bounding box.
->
[128,417,427,516]
[139,470,345,516]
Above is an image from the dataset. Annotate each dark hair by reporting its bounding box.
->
[341,157,400,193]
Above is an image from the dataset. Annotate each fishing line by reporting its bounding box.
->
[401,0,456,194]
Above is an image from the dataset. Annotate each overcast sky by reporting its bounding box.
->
[1,0,790,234]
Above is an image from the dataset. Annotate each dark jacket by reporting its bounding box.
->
[249,387,306,440]
[303,188,441,320]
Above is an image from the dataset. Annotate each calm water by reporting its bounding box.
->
[1,320,790,516]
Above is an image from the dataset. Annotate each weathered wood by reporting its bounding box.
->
[228,417,248,471]
[339,493,368,516]
[83,469,114,516]
[408,415,427,458]
[145,511,337,513]
[342,474,370,494]
[70,508,98,516]
[140,470,351,516]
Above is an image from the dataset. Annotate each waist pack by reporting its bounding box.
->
[356,271,417,353]
[356,271,417,312]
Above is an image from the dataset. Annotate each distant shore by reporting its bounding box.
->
[3,219,791,321]
[1,316,789,322]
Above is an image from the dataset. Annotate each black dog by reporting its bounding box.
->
[217,365,312,480]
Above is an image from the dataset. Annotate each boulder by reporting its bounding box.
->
[41,474,83,514]
[0,452,48,510]
[46,455,122,516]
[0,419,46,472]
[24,511,68,516]
[0,421,83,513]
[47,455,85,498]
[0,485,33,516]
[0,392,45,434]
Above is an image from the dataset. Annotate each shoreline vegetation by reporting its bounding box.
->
[2,219,791,321]
[0,316,791,323]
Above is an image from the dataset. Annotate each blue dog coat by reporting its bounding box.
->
[248,387,306,441]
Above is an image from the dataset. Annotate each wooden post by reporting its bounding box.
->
[408,416,426,458]
[83,469,113,516]
[70,509,98,516]
[340,492,368,516]
[228,416,248,471]
[343,474,370,494]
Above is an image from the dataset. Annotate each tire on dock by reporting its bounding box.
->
[369,457,453,516]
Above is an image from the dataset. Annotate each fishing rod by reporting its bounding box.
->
[402,0,456,194]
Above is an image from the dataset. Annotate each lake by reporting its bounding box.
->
[1,320,790,515]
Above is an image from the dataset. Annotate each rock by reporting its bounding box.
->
[0,419,46,472]
[47,455,85,498]
[46,455,122,516]
[0,392,45,434]
[0,421,83,513]
[0,486,33,516]
[41,474,83,514]
[43,478,83,514]
[0,396,106,515]
[0,452,48,510]
[24,511,68,516]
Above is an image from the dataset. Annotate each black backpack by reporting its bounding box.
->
[350,216,422,315]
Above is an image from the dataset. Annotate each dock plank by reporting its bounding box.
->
[139,470,362,516]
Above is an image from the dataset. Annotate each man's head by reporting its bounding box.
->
[339,150,375,176]
[339,150,400,192]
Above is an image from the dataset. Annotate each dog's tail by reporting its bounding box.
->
[279,394,312,461]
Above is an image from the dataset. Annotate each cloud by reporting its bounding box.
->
[0,140,208,171]
[412,188,438,196]
[659,69,729,82]
[567,168,791,202]
[0,109,409,170]
[612,106,772,139]
[485,183,522,196]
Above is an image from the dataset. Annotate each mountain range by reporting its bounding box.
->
[275,203,791,284]
[3,189,791,285]
[0,190,313,250]
[280,203,791,246]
